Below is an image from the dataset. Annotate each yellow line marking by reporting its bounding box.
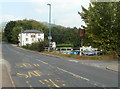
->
[49,79,60,88]
[39,80,45,84]
[33,64,40,67]
[44,79,49,83]
[47,85,51,87]
[55,79,60,82]
[22,63,32,68]
[62,84,66,86]
[26,81,29,83]
[33,70,41,76]
[28,70,41,77]
[26,81,34,89]
[17,73,29,78]
[47,73,53,76]
[29,85,34,89]
[37,64,40,66]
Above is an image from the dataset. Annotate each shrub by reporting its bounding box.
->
[22,41,48,52]
[57,44,74,47]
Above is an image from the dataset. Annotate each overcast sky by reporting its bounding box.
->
[0,0,90,28]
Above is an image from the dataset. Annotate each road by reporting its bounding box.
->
[2,43,118,88]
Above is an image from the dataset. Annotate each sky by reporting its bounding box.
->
[0,0,91,28]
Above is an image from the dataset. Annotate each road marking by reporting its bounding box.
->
[28,70,41,77]
[38,80,45,84]
[62,84,66,86]
[49,79,60,88]
[26,81,34,89]
[22,63,32,68]
[33,64,40,67]
[36,59,90,82]
[36,59,107,87]
[44,79,49,83]
[36,59,48,64]
[68,60,79,63]
[17,73,29,78]
[17,70,41,78]
[56,67,90,81]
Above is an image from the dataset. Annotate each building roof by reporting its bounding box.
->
[22,30,43,33]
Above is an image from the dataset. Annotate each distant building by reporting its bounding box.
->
[18,30,44,46]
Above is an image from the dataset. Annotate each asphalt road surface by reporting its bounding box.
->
[2,43,118,88]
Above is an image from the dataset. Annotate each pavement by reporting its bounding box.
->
[0,43,14,88]
[106,64,119,72]
[0,43,119,87]
[0,59,14,88]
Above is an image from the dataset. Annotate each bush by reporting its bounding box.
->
[57,44,74,47]
[22,41,48,52]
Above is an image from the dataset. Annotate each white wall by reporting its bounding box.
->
[19,32,44,46]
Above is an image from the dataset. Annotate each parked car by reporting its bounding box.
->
[83,52,96,56]
[70,52,78,55]
[70,50,79,55]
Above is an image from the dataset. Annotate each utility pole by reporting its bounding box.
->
[47,3,52,52]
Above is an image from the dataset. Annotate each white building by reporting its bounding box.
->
[18,30,44,46]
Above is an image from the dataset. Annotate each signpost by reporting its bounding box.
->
[79,29,85,55]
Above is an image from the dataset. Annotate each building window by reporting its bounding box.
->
[32,38,34,41]
[26,33,28,36]
[38,34,40,36]
[26,38,28,41]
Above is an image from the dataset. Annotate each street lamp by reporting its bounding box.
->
[20,27,23,47]
[47,3,52,52]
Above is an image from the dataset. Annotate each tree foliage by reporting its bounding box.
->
[4,19,47,44]
[79,2,120,52]
[4,19,82,47]
[49,26,81,47]
[4,21,17,42]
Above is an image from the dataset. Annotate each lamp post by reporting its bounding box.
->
[47,3,52,52]
[20,27,23,46]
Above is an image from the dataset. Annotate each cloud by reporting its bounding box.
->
[0,15,23,24]
[1,0,90,28]
[33,0,90,28]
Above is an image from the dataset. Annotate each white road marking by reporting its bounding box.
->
[36,59,89,81]
[68,60,79,63]
[36,59,106,87]
[36,59,48,65]
[56,67,90,81]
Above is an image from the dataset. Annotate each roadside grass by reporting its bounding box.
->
[42,51,119,60]
[19,46,119,61]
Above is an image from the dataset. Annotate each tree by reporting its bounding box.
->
[4,19,48,44]
[4,21,17,42]
[11,26,21,44]
[79,2,120,52]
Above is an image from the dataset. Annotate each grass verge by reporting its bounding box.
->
[42,51,119,60]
